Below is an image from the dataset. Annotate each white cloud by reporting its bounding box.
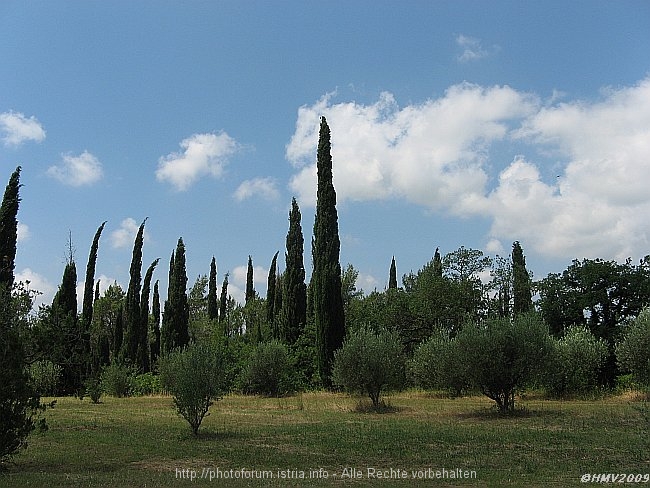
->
[456,34,494,63]
[17,222,30,242]
[156,132,238,191]
[47,151,104,186]
[232,264,269,288]
[15,268,56,310]
[234,177,280,202]
[0,110,46,147]
[110,218,150,249]
[357,272,379,294]
[287,84,537,209]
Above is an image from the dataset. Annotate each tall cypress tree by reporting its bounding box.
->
[207,256,218,321]
[122,219,146,366]
[282,198,307,344]
[150,280,161,365]
[245,255,255,304]
[312,116,345,386]
[139,258,159,372]
[433,247,443,278]
[389,256,398,290]
[512,241,532,316]
[162,238,189,352]
[266,251,279,337]
[219,273,229,332]
[160,250,175,354]
[0,166,21,292]
[82,221,106,376]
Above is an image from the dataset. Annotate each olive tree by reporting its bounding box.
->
[456,314,553,413]
[332,327,405,410]
[616,308,650,386]
[159,343,229,435]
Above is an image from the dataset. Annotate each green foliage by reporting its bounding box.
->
[282,197,307,345]
[122,219,146,369]
[616,308,650,386]
[266,251,279,339]
[83,376,103,404]
[100,362,135,398]
[546,326,609,397]
[0,166,21,289]
[28,360,63,397]
[410,330,469,396]
[511,241,532,316]
[241,341,293,396]
[388,256,398,289]
[131,372,162,396]
[161,238,189,352]
[332,326,406,409]
[159,343,230,435]
[245,255,255,304]
[455,314,553,412]
[207,257,219,321]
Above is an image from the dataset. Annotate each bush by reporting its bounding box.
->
[410,330,470,396]
[546,326,608,397]
[28,360,62,397]
[332,327,405,410]
[455,314,553,413]
[159,343,230,435]
[100,362,134,398]
[84,376,103,404]
[616,308,650,387]
[131,373,162,396]
[241,341,293,396]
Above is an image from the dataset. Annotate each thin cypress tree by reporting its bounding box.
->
[282,197,307,344]
[207,256,218,321]
[219,273,229,333]
[150,280,161,365]
[433,247,443,278]
[122,219,147,366]
[160,250,175,354]
[82,221,106,376]
[162,238,189,352]
[266,251,279,337]
[312,116,345,386]
[245,255,255,303]
[389,256,398,289]
[139,258,159,372]
[512,241,532,316]
[0,166,21,292]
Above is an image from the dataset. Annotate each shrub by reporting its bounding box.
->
[159,343,229,435]
[546,326,608,397]
[455,314,553,413]
[241,341,292,396]
[332,326,405,410]
[131,373,162,396]
[410,330,470,396]
[616,308,650,387]
[84,376,103,404]
[28,360,62,397]
[100,362,134,398]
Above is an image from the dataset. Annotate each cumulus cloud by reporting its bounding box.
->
[17,222,30,242]
[156,132,238,191]
[286,84,537,209]
[287,76,650,263]
[110,218,150,249]
[47,151,104,186]
[15,268,56,310]
[0,110,46,147]
[456,34,495,63]
[234,177,280,202]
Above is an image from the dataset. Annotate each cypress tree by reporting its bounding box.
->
[389,256,398,289]
[245,255,255,303]
[219,273,229,333]
[312,116,345,386]
[266,251,279,338]
[512,241,532,316]
[139,258,160,372]
[162,238,189,352]
[207,256,218,321]
[82,221,106,376]
[0,166,21,292]
[282,197,307,344]
[122,219,147,366]
[150,280,161,365]
[433,247,443,278]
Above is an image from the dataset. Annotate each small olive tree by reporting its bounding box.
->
[159,342,229,435]
[616,308,650,387]
[547,326,608,397]
[456,314,553,413]
[241,341,292,397]
[332,327,405,410]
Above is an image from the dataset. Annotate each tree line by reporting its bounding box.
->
[3,116,650,447]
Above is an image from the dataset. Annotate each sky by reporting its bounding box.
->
[1,1,649,310]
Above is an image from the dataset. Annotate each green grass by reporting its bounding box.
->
[1,391,649,487]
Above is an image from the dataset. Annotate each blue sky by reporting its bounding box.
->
[1,1,649,308]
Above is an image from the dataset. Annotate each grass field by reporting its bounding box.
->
[1,391,648,487]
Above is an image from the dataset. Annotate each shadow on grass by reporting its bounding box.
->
[177,429,246,442]
[455,405,567,421]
